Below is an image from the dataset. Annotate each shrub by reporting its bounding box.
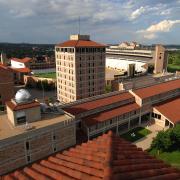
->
[105,85,112,93]
[148,64,154,73]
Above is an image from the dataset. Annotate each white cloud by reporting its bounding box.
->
[137,20,180,39]
[0,0,133,21]
[130,6,145,20]
[160,9,171,15]
[0,0,179,43]
[9,9,35,18]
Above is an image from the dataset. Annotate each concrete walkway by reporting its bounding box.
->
[133,123,164,150]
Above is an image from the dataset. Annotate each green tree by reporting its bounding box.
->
[170,125,180,150]
[36,80,42,90]
[151,125,180,152]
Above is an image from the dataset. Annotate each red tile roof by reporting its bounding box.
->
[11,67,31,73]
[6,101,40,111]
[154,97,180,124]
[83,102,140,126]
[11,57,32,63]
[133,79,180,99]
[2,131,180,179]
[56,40,106,47]
[63,92,134,115]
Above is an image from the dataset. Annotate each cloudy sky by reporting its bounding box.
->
[0,0,180,44]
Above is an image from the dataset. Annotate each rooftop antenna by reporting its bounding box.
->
[78,16,81,35]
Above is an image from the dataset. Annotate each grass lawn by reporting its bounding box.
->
[35,72,56,79]
[167,64,180,72]
[120,127,151,142]
[149,149,180,169]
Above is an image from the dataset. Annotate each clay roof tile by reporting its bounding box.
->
[2,132,180,179]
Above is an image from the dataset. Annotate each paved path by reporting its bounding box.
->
[133,123,164,150]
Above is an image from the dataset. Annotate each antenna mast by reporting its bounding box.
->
[78,16,81,35]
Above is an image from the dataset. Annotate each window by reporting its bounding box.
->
[27,155,30,162]
[16,111,26,124]
[53,135,56,140]
[26,141,29,150]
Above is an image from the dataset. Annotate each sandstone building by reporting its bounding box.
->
[55,34,106,103]
[63,78,180,140]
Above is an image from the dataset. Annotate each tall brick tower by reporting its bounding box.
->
[55,35,106,103]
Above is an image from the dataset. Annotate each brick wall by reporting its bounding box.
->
[0,67,14,105]
[0,121,76,175]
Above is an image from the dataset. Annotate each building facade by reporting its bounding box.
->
[55,34,106,103]
[153,44,168,74]
[10,58,32,84]
[63,78,180,140]
[0,64,14,108]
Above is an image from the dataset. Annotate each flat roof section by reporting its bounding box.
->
[4,131,180,179]
[0,113,73,142]
[154,97,180,124]
[63,92,134,116]
[133,79,180,99]
[83,102,140,126]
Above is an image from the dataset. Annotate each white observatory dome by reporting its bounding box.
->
[15,89,31,103]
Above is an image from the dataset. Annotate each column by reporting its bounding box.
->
[128,114,131,130]
[116,118,118,135]
[87,127,90,141]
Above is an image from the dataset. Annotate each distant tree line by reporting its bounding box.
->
[0,43,54,58]
[26,80,55,91]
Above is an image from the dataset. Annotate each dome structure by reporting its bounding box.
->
[15,89,32,104]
